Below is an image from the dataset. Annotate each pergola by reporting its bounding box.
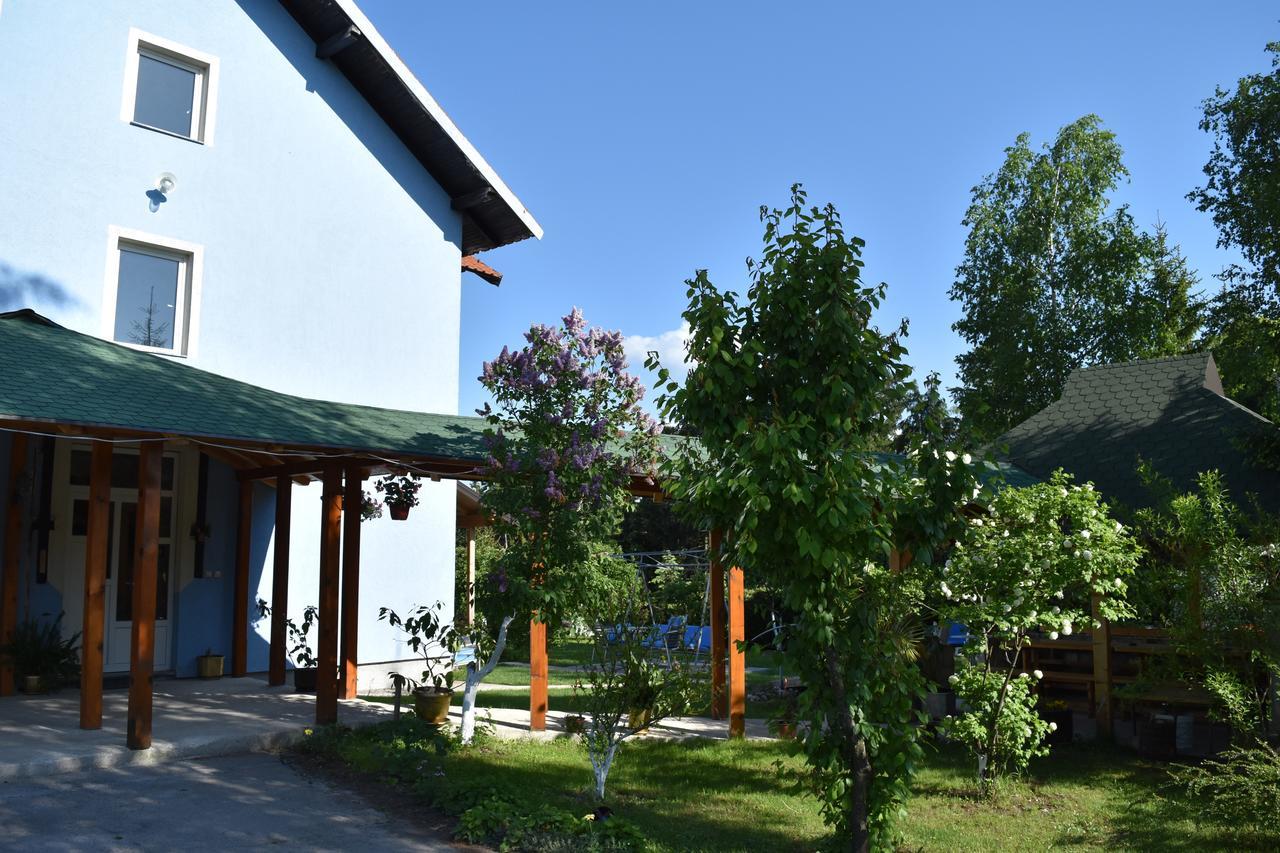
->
[0,310,751,745]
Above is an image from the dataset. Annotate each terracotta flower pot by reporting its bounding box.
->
[773,720,797,740]
[413,687,453,725]
[20,674,44,694]
[389,503,411,521]
[628,708,652,733]
[293,667,318,693]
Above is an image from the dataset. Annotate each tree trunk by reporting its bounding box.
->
[460,614,514,744]
[824,646,870,852]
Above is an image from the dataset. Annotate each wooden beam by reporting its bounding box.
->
[1091,593,1112,737]
[728,562,746,739]
[0,434,27,697]
[127,441,162,750]
[315,24,360,59]
[451,186,495,211]
[465,527,476,628]
[80,442,111,729]
[709,528,726,719]
[315,466,342,725]
[339,467,362,699]
[530,616,548,731]
[268,475,291,686]
[232,480,252,677]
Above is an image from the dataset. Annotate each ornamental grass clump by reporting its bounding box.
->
[939,469,1141,788]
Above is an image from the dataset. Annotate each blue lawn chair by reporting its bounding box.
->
[685,625,711,653]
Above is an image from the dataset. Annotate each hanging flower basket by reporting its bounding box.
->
[375,474,421,521]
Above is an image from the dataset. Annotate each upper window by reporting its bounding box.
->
[102,227,203,357]
[121,30,219,144]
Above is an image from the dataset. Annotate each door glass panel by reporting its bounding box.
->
[161,457,175,491]
[116,503,137,622]
[160,497,172,538]
[157,544,171,621]
[111,454,139,489]
[106,502,115,579]
[72,500,89,536]
[69,451,91,486]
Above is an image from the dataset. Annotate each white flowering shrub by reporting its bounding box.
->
[945,661,1052,783]
[939,469,1141,787]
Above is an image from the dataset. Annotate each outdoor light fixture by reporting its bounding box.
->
[155,172,177,195]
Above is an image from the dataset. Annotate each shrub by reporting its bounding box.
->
[943,660,1051,785]
[1168,741,1280,840]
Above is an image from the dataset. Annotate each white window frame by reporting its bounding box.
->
[120,28,220,145]
[102,226,204,359]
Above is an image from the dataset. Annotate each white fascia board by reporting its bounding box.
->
[336,0,544,241]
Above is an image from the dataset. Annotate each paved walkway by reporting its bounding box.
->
[448,705,771,741]
[0,677,391,780]
[0,752,453,852]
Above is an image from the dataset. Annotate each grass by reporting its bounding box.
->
[300,720,1273,851]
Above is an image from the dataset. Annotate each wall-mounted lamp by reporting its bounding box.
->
[155,172,177,195]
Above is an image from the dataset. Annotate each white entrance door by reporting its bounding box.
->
[65,448,177,672]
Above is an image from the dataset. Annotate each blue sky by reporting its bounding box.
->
[359,1,1275,418]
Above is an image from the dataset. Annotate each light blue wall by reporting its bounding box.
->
[0,0,466,676]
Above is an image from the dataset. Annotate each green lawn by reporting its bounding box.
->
[299,720,1270,851]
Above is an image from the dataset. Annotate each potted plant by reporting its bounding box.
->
[256,599,319,692]
[374,473,421,520]
[360,490,383,521]
[770,691,800,740]
[563,713,588,735]
[1040,697,1073,745]
[197,648,224,679]
[0,613,80,694]
[378,601,458,725]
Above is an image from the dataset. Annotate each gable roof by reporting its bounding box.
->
[997,353,1280,511]
[278,0,542,254]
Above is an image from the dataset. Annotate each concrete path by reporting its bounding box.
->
[450,705,771,741]
[0,752,453,852]
[0,677,392,780]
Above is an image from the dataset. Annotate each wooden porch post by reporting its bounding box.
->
[339,467,362,700]
[530,616,547,731]
[231,480,252,677]
[80,442,111,729]
[728,562,746,738]
[1091,593,1112,737]
[315,466,342,725]
[1,434,28,697]
[268,475,291,687]
[709,528,726,719]
[127,441,162,750]
[465,526,476,628]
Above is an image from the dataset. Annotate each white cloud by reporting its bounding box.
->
[623,321,693,382]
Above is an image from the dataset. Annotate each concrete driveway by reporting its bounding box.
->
[0,752,455,852]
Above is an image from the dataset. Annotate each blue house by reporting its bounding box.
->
[0,0,540,743]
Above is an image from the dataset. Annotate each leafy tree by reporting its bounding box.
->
[939,470,1141,787]
[951,115,1202,441]
[891,373,965,454]
[1190,41,1280,296]
[651,186,982,851]
[473,308,660,736]
[1134,469,1280,738]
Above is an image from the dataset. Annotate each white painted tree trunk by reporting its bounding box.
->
[460,614,514,744]
[591,740,620,801]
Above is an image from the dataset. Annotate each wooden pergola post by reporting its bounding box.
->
[231,480,252,677]
[127,441,163,750]
[1,434,28,697]
[1091,593,1112,737]
[339,467,362,700]
[315,466,342,725]
[709,528,726,719]
[268,475,291,687]
[728,561,746,738]
[79,442,111,729]
[530,616,547,731]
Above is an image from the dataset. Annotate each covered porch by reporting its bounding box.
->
[0,309,751,749]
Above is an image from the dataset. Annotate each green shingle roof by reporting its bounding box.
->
[0,310,492,464]
[996,353,1280,511]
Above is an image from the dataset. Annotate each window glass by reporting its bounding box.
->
[72,500,89,536]
[114,248,179,350]
[70,450,91,486]
[134,53,196,137]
